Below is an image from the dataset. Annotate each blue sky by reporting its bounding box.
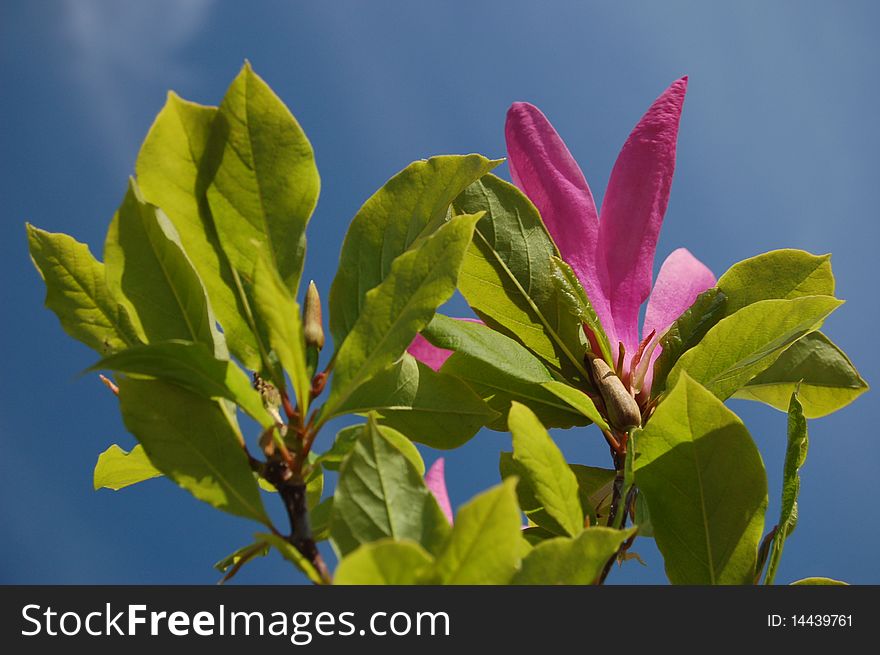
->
[1,1,877,584]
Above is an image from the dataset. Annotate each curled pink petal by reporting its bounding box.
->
[597,77,688,357]
[425,458,453,524]
[641,247,716,392]
[505,102,615,346]
[407,333,452,371]
[407,318,483,371]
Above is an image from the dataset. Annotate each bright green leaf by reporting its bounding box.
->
[206,62,319,292]
[717,249,834,315]
[118,378,268,524]
[651,288,727,396]
[104,180,225,356]
[634,374,768,585]
[256,532,323,584]
[432,478,523,584]
[27,224,141,355]
[330,419,449,557]
[456,174,588,384]
[508,402,584,537]
[136,92,261,369]
[251,256,311,414]
[733,331,868,418]
[323,212,482,420]
[93,444,162,491]
[329,155,499,347]
[89,340,272,427]
[512,527,636,585]
[334,539,435,585]
[214,542,269,575]
[424,315,588,430]
[790,577,848,585]
[330,353,496,449]
[765,392,809,585]
[668,296,842,401]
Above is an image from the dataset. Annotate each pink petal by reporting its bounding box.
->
[407,333,452,371]
[597,77,688,357]
[505,102,615,346]
[407,317,483,371]
[425,458,453,524]
[641,247,716,391]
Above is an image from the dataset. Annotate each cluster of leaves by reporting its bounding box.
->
[28,65,866,585]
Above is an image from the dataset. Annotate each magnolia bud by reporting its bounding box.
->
[303,280,325,351]
[588,356,642,431]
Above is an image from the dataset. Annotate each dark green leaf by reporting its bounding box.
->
[330,419,449,557]
[316,423,425,474]
[550,256,613,366]
[455,174,588,384]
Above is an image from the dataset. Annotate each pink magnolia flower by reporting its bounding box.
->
[505,76,714,395]
[425,458,453,524]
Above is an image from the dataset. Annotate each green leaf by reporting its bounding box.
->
[256,532,323,584]
[790,577,848,585]
[330,419,449,557]
[456,174,588,384]
[310,496,333,542]
[423,315,588,430]
[89,340,272,427]
[330,353,496,449]
[118,378,268,524]
[251,256,311,414]
[26,224,141,355]
[136,92,261,369]
[733,332,868,418]
[668,296,843,400]
[104,180,225,356]
[432,478,524,584]
[765,392,809,585]
[550,256,614,366]
[334,540,435,585]
[717,249,834,315]
[93,444,162,491]
[214,541,269,574]
[651,288,727,396]
[329,155,499,347]
[540,381,609,431]
[508,402,584,537]
[512,527,636,585]
[206,62,319,292]
[322,212,482,420]
[634,374,768,585]
[500,453,613,529]
[316,423,425,475]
